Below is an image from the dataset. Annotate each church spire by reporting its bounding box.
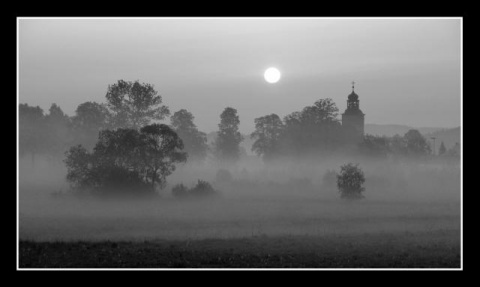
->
[347,81,360,110]
[342,81,365,145]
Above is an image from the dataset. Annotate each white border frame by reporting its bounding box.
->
[16,16,463,271]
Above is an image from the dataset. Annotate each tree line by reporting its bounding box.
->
[20,80,460,165]
[249,99,460,161]
[19,79,460,195]
[19,80,210,164]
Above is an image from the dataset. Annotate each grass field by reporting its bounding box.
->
[18,158,461,269]
[18,195,461,269]
[19,230,460,268]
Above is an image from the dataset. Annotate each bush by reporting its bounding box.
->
[190,180,217,197]
[336,163,365,200]
[172,180,218,199]
[171,183,189,198]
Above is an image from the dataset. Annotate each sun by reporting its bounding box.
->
[264,67,281,84]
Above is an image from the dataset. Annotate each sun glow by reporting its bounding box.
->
[264,67,281,83]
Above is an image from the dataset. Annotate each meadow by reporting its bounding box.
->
[18,157,461,268]
[20,230,459,268]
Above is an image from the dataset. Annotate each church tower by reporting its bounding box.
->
[342,82,365,144]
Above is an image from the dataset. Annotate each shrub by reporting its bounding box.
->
[336,163,365,200]
[171,183,189,198]
[190,180,217,197]
[172,180,218,199]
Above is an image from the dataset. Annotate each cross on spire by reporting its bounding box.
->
[352,81,355,91]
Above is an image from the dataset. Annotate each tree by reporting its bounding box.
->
[44,103,71,157]
[438,141,447,156]
[64,124,186,195]
[358,134,390,157]
[336,163,365,200]
[251,113,284,161]
[139,124,188,190]
[446,142,460,157]
[105,80,170,129]
[281,111,303,155]
[64,145,97,190]
[299,99,342,147]
[94,128,144,172]
[214,107,243,163]
[74,128,148,194]
[389,134,407,155]
[171,183,189,198]
[302,98,340,124]
[19,104,46,164]
[71,101,110,150]
[281,98,342,155]
[170,109,208,162]
[403,129,431,156]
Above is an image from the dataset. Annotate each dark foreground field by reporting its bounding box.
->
[20,229,459,268]
[19,161,461,269]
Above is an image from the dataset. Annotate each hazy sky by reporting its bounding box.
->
[19,18,461,134]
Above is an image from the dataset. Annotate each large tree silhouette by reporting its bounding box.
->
[282,98,342,154]
[139,124,188,189]
[214,107,243,164]
[19,104,46,164]
[64,124,186,195]
[403,129,431,156]
[251,113,284,161]
[170,109,208,162]
[438,141,447,156]
[71,101,110,150]
[358,134,390,157]
[105,80,170,129]
[44,103,71,158]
